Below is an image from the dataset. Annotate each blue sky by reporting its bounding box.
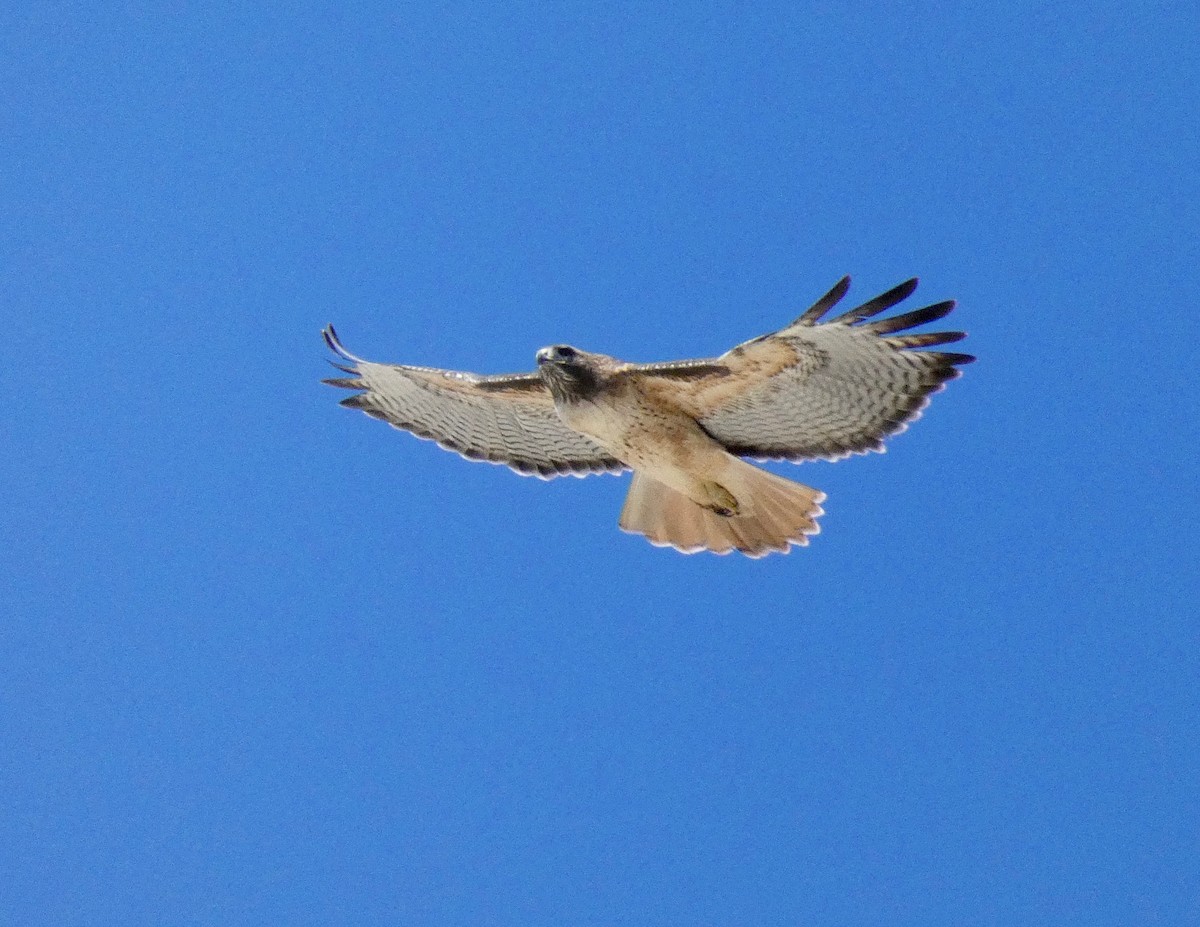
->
[3,2,1198,924]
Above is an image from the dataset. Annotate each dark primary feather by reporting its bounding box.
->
[324,325,358,363]
[792,276,851,325]
[860,299,956,334]
[830,277,920,325]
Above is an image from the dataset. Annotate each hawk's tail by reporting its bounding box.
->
[617,462,825,558]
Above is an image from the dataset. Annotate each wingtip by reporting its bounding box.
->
[889,277,920,308]
[829,276,923,325]
[322,324,363,364]
[859,298,958,335]
[889,276,921,302]
[794,275,853,325]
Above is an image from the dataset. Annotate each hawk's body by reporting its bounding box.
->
[324,277,973,557]
[544,357,729,501]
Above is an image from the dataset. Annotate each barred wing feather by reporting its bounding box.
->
[669,278,974,462]
[322,327,625,478]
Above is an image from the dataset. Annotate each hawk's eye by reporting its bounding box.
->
[558,346,576,359]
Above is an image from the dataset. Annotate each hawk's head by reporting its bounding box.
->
[536,344,603,403]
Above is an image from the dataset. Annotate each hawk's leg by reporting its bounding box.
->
[701,481,740,517]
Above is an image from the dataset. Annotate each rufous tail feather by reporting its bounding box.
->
[617,462,825,557]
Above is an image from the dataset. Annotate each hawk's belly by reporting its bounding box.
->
[556,393,727,482]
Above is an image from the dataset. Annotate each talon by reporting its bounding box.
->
[703,481,740,516]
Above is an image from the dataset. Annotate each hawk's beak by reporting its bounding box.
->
[536,348,552,366]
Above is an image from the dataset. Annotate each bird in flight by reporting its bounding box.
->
[323,277,972,557]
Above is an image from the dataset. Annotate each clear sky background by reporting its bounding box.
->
[3,3,1198,925]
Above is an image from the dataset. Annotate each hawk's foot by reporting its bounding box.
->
[701,481,740,517]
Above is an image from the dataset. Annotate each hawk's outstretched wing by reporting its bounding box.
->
[630,277,974,462]
[322,327,626,478]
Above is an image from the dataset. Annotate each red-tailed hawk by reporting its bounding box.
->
[323,277,972,557]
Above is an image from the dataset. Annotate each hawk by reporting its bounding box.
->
[323,277,972,557]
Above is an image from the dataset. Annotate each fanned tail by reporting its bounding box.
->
[618,463,825,557]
